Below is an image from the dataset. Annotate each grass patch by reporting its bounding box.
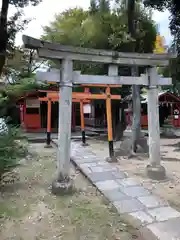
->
[0,143,141,240]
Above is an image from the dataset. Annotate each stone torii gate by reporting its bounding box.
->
[23,35,175,194]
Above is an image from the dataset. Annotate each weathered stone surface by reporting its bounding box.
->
[103,189,128,202]
[96,180,120,191]
[88,171,115,182]
[44,144,53,148]
[146,217,180,240]
[79,163,97,168]
[96,161,111,167]
[90,165,118,173]
[51,178,74,196]
[115,137,149,157]
[68,141,180,240]
[120,186,150,198]
[90,166,105,172]
[103,166,119,172]
[75,157,98,163]
[117,178,140,187]
[106,156,118,163]
[146,164,166,180]
[113,199,145,213]
[147,206,180,222]
[79,166,92,175]
[138,195,168,209]
[112,171,127,179]
[130,211,154,226]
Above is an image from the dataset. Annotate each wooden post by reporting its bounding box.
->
[45,99,52,148]
[80,100,88,146]
[106,87,115,159]
[107,65,118,162]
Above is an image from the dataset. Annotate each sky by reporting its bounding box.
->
[8,0,172,46]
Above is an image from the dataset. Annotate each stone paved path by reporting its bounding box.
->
[53,140,180,240]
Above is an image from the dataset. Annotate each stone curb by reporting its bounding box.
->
[52,140,180,240]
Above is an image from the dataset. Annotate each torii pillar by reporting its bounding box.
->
[52,59,74,194]
[146,67,165,180]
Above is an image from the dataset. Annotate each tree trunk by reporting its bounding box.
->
[0,0,9,76]
[127,0,142,153]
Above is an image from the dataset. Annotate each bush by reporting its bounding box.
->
[0,126,28,182]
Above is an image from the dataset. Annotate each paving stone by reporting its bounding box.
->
[90,166,105,172]
[138,195,168,209]
[88,171,115,182]
[147,217,180,240]
[96,180,120,191]
[147,206,180,222]
[103,166,119,172]
[90,165,117,172]
[121,186,150,198]
[75,157,98,164]
[130,211,154,226]
[112,171,127,179]
[96,161,111,167]
[79,163,97,168]
[83,155,93,159]
[117,178,140,187]
[113,199,145,213]
[103,189,128,202]
[79,165,92,175]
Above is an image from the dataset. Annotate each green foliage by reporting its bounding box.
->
[42,1,156,98]
[42,2,156,52]
[144,0,180,92]
[0,126,28,182]
[0,0,42,75]
[0,77,48,118]
[7,0,42,49]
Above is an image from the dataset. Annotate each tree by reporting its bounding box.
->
[89,0,99,15]
[0,47,47,123]
[144,0,180,92]
[0,0,42,76]
[42,3,156,66]
[42,1,156,140]
[4,47,46,81]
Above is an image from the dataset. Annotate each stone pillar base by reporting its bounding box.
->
[44,144,53,148]
[106,156,118,163]
[146,164,166,180]
[51,177,74,195]
[82,142,89,147]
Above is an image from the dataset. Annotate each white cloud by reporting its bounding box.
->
[9,0,172,46]
[15,0,89,45]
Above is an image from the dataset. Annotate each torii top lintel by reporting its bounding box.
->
[22,35,176,67]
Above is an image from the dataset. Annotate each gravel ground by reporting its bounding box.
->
[0,143,142,240]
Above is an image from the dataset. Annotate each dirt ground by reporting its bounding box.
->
[87,137,180,211]
[0,143,142,240]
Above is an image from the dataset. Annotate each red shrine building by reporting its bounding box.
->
[125,91,180,129]
[18,91,86,132]
[17,88,110,133]
[17,88,180,134]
